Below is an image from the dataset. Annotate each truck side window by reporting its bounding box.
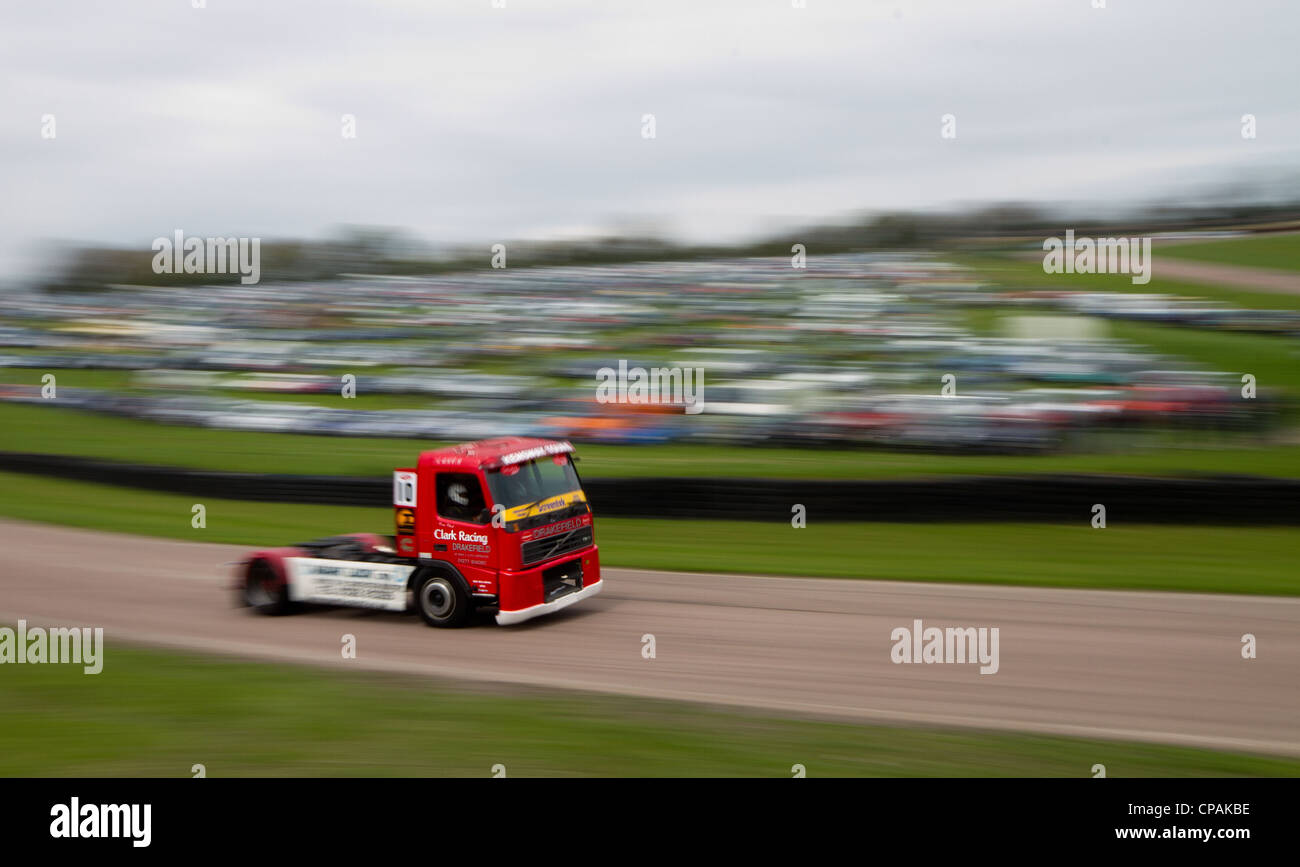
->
[436,473,489,524]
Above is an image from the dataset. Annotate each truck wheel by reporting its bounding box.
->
[243,559,292,616]
[415,573,469,628]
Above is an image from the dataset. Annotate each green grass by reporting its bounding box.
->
[602,518,1298,595]
[1,401,1297,478]
[0,368,137,390]
[0,470,1295,595]
[0,470,385,548]
[1107,320,1298,400]
[1,642,1295,776]
[1160,233,1300,273]
[959,308,1298,409]
[957,251,1300,311]
[957,253,1300,416]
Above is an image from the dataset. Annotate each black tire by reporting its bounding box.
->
[414,572,470,628]
[242,559,293,616]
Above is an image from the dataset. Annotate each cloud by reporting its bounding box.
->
[0,0,1295,278]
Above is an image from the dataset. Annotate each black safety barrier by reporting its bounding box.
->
[1,451,1296,524]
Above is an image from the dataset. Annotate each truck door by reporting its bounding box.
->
[431,471,498,597]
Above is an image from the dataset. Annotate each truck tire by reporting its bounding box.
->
[414,573,470,628]
[243,559,292,616]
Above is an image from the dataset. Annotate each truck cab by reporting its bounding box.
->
[393,437,601,625]
[239,437,602,627]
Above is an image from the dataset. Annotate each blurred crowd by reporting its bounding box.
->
[0,253,1283,453]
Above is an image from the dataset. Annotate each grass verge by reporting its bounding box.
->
[0,400,1296,478]
[955,251,1300,310]
[1158,234,1300,273]
[0,470,1294,595]
[1,643,1295,776]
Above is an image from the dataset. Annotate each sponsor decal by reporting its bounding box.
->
[395,508,415,532]
[433,528,488,545]
[285,558,414,611]
[522,512,592,542]
[430,527,492,565]
[498,441,574,466]
[503,489,587,522]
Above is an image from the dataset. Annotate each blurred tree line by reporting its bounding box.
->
[39,197,1300,292]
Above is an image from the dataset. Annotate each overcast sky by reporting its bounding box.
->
[1,0,1296,278]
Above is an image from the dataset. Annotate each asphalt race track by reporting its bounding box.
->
[3,519,1297,756]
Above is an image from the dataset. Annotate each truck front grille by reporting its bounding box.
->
[521,526,593,567]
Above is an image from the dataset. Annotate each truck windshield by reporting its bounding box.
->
[486,455,582,511]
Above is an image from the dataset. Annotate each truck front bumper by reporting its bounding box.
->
[495,580,603,625]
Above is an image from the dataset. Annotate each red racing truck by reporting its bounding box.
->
[237,437,601,626]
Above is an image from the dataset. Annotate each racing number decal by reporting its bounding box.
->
[393,471,417,507]
[394,471,419,557]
